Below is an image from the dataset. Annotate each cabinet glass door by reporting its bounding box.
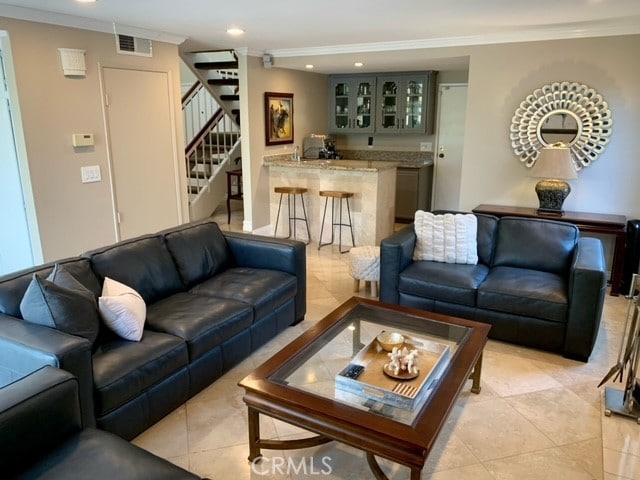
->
[355,80,373,130]
[404,79,424,130]
[380,80,398,130]
[334,82,350,129]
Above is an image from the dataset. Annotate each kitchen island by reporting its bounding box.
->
[263,156,398,246]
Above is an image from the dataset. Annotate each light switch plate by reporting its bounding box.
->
[420,142,433,152]
[81,165,101,183]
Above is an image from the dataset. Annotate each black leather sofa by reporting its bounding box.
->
[380,214,607,361]
[0,220,306,439]
[0,366,201,480]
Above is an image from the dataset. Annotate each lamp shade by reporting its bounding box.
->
[530,145,577,179]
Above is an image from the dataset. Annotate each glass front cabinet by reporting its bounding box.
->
[329,76,376,134]
[376,73,433,134]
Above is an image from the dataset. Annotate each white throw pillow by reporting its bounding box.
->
[413,211,478,265]
[98,277,146,341]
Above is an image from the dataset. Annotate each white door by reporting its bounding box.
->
[432,84,468,211]
[102,67,181,240]
[0,48,34,273]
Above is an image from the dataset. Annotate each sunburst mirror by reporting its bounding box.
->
[510,82,613,170]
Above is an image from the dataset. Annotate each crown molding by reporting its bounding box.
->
[0,5,187,44]
[265,21,640,58]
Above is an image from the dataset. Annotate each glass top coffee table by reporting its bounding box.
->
[239,297,490,479]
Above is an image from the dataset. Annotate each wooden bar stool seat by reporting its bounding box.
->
[318,190,355,253]
[274,186,311,244]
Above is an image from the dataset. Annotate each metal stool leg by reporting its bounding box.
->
[318,196,330,250]
[345,197,355,251]
[274,193,284,238]
[299,193,311,244]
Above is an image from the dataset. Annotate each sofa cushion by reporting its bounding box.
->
[492,217,578,275]
[98,278,146,342]
[146,293,253,361]
[20,264,100,344]
[21,428,200,480]
[399,261,490,307]
[86,236,184,304]
[477,266,568,323]
[413,211,478,264]
[92,331,188,417]
[476,214,499,266]
[190,267,297,321]
[163,221,234,288]
[0,258,100,319]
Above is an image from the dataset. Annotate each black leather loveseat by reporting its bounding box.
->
[0,366,201,480]
[0,220,306,439]
[380,214,607,361]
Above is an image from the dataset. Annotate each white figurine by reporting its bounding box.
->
[386,347,403,375]
[404,349,419,374]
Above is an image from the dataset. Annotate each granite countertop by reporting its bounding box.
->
[263,157,399,172]
[263,151,434,171]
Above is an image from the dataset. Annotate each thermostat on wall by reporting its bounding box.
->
[72,133,94,147]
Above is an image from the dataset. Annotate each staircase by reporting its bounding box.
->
[180,50,242,221]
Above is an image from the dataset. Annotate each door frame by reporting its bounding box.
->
[0,31,43,265]
[98,64,184,241]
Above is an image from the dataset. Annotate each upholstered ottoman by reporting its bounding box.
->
[348,246,380,297]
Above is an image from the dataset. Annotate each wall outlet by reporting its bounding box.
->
[81,165,101,183]
[420,142,433,152]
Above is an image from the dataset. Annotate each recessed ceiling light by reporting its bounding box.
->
[354,62,364,67]
[305,64,314,69]
[76,0,97,3]
[226,27,245,36]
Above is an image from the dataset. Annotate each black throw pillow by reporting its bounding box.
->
[19,264,100,344]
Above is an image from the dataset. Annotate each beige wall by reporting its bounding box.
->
[460,35,640,219]
[0,17,186,261]
[242,55,329,231]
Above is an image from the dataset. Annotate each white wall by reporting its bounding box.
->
[0,17,186,261]
[460,35,640,219]
[242,56,329,231]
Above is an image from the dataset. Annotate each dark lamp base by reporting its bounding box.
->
[535,179,571,216]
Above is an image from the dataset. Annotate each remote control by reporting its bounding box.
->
[339,364,365,379]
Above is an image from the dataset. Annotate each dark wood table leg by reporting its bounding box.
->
[470,352,483,394]
[226,172,232,224]
[610,232,627,296]
[247,406,262,462]
[366,453,422,480]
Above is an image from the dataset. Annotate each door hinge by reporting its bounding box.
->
[104,93,110,107]
[116,211,122,223]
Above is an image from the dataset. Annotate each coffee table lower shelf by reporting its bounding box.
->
[244,354,483,480]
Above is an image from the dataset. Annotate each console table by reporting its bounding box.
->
[472,204,627,296]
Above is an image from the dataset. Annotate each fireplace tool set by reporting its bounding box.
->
[599,273,640,422]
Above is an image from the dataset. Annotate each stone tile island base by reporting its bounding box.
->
[264,157,397,246]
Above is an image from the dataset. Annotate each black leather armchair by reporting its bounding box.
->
[0,366,200,480]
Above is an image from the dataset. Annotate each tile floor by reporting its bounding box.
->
[132,207,640,479]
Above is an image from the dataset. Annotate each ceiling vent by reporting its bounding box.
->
[116,34,152,57]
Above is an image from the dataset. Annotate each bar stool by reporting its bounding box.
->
[318,190,355,253]
[274,187,311,244]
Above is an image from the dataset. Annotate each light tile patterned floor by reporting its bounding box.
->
[132,208,640,479]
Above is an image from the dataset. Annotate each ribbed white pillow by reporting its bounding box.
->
[413,211,478,264]
[98,277,146,341]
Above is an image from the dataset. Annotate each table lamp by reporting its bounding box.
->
[530,143,577,215]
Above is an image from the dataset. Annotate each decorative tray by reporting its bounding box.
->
[335,333,451,410]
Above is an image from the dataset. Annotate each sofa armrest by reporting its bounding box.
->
[223,232,307,322]
[565,237,607,361]
[0,315,95,427]
[0,366,81,475]
[380,225,417,304]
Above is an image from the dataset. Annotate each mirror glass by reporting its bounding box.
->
[538,110,579,146]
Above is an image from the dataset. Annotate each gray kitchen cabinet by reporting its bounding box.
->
[329,72,436,135]
[395,164,434,222]
[376,72,437,134]
[329,76,376,134]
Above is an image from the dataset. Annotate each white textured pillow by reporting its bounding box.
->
[413,211,478,265]
[98,277,146,341]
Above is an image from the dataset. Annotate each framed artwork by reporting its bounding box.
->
[265,92,293,145]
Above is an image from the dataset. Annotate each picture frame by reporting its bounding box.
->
[265,92,294,146]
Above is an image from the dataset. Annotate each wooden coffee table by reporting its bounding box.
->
[238,297,490,479]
